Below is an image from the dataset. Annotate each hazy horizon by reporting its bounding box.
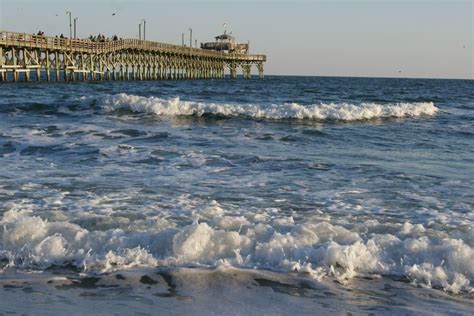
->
[1,0,472,79]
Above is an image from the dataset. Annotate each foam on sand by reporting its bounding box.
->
[1,206,472,294]
[97,93,439,121]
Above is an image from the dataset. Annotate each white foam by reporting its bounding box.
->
[98,93,439,121]
[1,207,472,293]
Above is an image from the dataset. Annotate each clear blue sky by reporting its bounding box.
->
[1,0,472,79]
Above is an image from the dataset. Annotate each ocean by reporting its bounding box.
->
[0,76,473,315]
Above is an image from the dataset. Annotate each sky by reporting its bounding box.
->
[1,0,472,79]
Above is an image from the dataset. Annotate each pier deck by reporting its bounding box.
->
[0,31,266,82]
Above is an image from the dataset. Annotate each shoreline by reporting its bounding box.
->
[0,266,472,315]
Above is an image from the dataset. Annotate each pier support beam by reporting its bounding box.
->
[45,51,51,82]
[229,63,237,79]
[242,63,251,80]
[35,51,41,81]
[54,51,60,82]
[0,47,4,82]
[257,62,264,79]
[12,48,19,82]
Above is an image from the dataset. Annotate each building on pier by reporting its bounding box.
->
[201,31,249,54]
[0,30,266,83]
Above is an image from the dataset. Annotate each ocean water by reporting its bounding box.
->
[0,76,473,315]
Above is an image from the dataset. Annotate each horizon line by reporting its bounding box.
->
[257,74,474,81]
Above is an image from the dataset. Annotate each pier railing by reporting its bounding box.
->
[0,31,266,61]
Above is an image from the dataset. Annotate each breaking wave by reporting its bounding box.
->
[95,93,439,121]
[1,206,472,294]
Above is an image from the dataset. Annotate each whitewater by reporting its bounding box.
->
[0,76,473,314]
[96,93,439,121]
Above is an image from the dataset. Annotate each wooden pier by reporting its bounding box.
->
[0,31,266,83]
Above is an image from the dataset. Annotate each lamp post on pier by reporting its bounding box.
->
[139,19,146,40]
[189,28,192,48]
[73,17,78,39]
[66,11,72,39]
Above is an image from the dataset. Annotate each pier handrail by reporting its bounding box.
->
[0,30,266,62]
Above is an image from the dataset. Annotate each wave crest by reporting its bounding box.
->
[99,93,438,121]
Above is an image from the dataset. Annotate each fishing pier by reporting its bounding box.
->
[0,31,266,83]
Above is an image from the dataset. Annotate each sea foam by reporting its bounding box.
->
[1,206,472,294]
[98,93,438,121]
